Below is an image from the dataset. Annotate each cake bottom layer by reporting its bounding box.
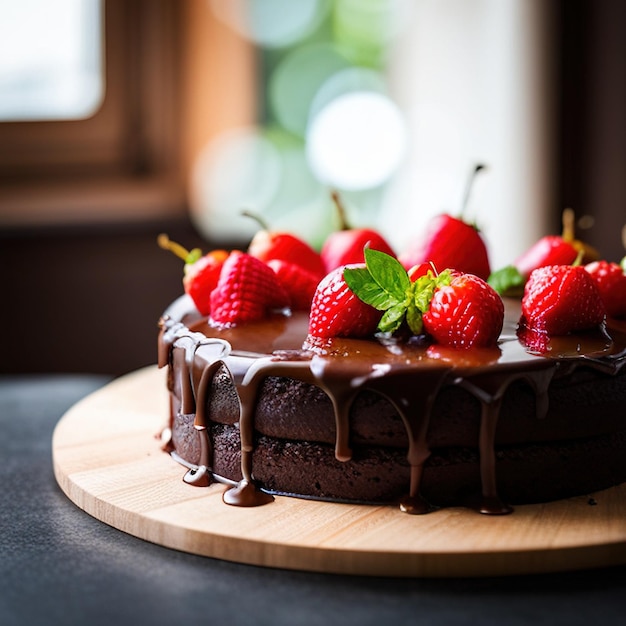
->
[171,415,626,509]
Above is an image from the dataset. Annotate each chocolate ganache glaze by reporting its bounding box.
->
[158,295,626,515]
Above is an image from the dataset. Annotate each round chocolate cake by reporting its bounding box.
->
[158,294,626,515]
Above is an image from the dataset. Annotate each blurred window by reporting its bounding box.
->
[0,0,184,226]
[0,0,103,122]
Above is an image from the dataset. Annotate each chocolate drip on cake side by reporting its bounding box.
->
[455,368,554,514]
[158,299,626,516]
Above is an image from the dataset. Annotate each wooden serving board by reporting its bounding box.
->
[52,366,626,578]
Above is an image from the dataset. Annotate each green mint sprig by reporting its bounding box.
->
[343,248,452,335]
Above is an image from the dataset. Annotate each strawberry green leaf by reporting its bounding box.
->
[413,270,451,312]
[379,303,408,333]
[487,265,524,296]
[406,302,424,335]
[186,248,203,265]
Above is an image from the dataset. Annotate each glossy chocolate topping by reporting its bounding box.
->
[158,295,626,515]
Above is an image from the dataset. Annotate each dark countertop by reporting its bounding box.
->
[2,374,626,626]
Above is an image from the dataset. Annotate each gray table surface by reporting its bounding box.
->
[2,374,626,626]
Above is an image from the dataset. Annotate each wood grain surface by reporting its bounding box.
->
[52,366,626,578]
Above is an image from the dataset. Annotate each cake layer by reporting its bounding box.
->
[199,366,626,449]
[171,415,626,507]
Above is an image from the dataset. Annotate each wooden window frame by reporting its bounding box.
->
[0,0,186,227]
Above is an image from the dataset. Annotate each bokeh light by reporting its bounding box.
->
[306,91,407,190]
[210,0,330,49]
[190,127,282,241]
[268,42,352,138]
[333,0,411,67]
[193,0,410,245]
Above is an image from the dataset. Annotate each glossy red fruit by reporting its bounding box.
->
[266,259,321,312]
[584,260,626,318]
[321,228,396,274]
[520,265,606,335]
[245,213,325,278]
[182,250,229,315]
[307,265,382,339]
[514,235,578,279]
[209,251,290,326]
[158,234,228,316]
[320,191,395,273]
[422,273,504,349]
[399,214,491,280]
[407,262,432,282]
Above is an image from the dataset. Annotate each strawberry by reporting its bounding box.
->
[399,214,491,280]
[320,191,395,273]
[519,264,606,336]
[422,273,504,349]
[399,165,491,280]
[267,259,321,312]
[489,209,599,296]
[513,235,578,280]
[158,234,228,316]
[209,251,289,326]
[344,247,504,348]
[584,260,626,318]
[407,262,432,282]
[307,264,382,339]
[245,212,325,279]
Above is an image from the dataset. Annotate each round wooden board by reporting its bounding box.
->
[52,366,626,578]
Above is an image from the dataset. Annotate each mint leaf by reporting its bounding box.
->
[343,267,396,309]
[487,265,524,296]
[344,247,448,338]
[363,247,411,301]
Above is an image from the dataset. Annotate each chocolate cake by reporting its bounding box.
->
[158,294,626,515]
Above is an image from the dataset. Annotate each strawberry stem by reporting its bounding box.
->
[561,208,576,242]
[572,248,585,267]
[241,210,270,231]
[460,163,486,220]
[158,234,202,264]
[331,190,351,231]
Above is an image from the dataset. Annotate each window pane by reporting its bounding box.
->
[0,0,103,121]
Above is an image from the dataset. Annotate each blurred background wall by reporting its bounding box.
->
[0,0,624,376]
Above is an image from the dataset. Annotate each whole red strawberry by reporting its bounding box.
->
[183,250,229,315]
[267,259,321,312]
[399,165,491,280]
[210,251,289,326]
[520,265,606,336]
[158,234,228,316]
[307,264,382,339]
[584,260,626,318]
[489,209,600,296]
[320,192,395,273]
[246,213,326,279]
[514,235,578,280]
[399,214,491,280]
[422,273,504,349]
